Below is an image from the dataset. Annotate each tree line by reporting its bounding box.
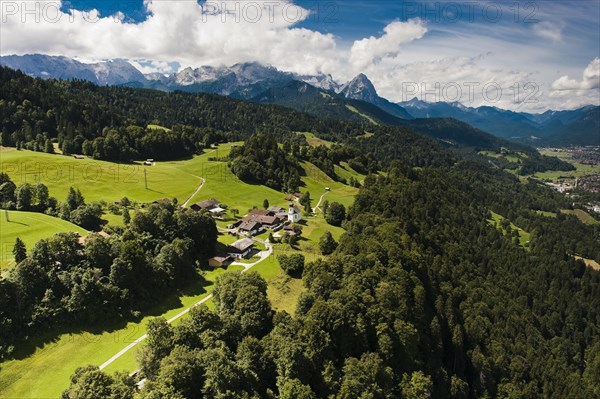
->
[0,203,217,359]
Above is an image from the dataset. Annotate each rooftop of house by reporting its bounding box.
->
[242,213,282,225]
[228,237,256,252]
[250,208,269,216]
[209,254,232,262]
[194,198,220,209]
[289,205,302,214]
[238,221,261,232]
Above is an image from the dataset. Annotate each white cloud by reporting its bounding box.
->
[548,58,600,109]
[0,1,598,111]
[551,58,600,91]
[0,0,340,76]
[532,21,565,43]
[349,19,427,72]
[362,54,546,111]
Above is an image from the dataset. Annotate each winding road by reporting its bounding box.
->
[181,176,205,207]
[98,240,272,370]
[99,160,277,370]
[313,191,330,213]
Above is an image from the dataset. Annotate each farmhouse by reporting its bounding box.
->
[267,206,285,214]
[283,224,301,237]
[191,198,220,211]
[226,238,256,259]
[208,254,233,268]
[250,209,269,216]
[240,209,285,231]
[238,221,262,236]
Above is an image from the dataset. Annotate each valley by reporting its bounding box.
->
[0,55,598,399]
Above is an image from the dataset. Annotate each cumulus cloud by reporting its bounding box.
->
[361,54,545,110]
[0,1,597,111]
[551,58,600,91]
[349,19,427,72]
[548,58,600,108]
[0,0,339,75]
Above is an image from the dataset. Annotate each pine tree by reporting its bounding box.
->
[13,238,27,263]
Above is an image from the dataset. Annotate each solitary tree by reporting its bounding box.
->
[122,208,131,225]
[321,199,329,215]
[44,139,54,154]
[13,238,27,263]
[15,183,33,211]
[34,183,49,210]
[325,202,346,226]
[319,231,338,255]
[263,199,269,209]
[66,187,85,212]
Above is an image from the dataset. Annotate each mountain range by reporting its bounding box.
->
[398,98,599,146]
[1,54,598,146]
[0,54,145,86]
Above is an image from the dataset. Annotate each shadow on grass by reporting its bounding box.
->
[4,220,28,226]
[3,274,210,362]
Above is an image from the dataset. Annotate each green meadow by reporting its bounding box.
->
[561,209,598,225]
[0,141,360,398]
[533,149,599,181]
[0,211,87,269]
[488,211,531,249]
[0,255,291,399]
[0,147,201,204]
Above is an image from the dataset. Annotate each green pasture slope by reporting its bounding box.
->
[0,142,363,398]
[0,211,87,269]
[0,147,200,204]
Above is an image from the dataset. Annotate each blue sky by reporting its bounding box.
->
[3,0,599,110]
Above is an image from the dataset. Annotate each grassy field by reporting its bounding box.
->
[0,147,201,204]
[0,141,358,398]
[533,149,599,181]
[0,211,87,269]
[535,210,558,218]
[297,132,333,148]
[488,211,531,249]
[561,209,599,225]
[0,254,299,399]
[345,105,379,125]
[146,124,171,132]
[267,273,305,314]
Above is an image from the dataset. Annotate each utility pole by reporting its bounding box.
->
[144,169,148,189]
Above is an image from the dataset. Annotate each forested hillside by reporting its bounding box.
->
[0,67,573,175]
[1,65,599,399]
[62,161,600,398]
